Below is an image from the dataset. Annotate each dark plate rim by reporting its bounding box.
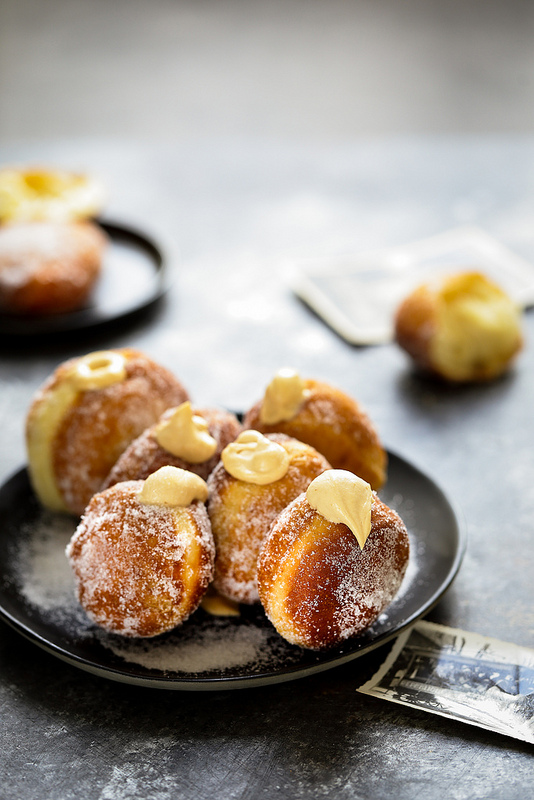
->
[0,451,467,690]
[0,218,168,336]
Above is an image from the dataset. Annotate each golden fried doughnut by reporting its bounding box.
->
[394,271,523,382]
[257,477,409,650]
[207,431,331,605]
[102,404,242,489]
[244,372,387,490]
[26,349,189,515]
[66,468,215,637]
[0,221,107,315]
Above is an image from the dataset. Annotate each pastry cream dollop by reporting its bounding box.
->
[200,589,241,617]
[154,402,217,463]
[138,466,209,507]
[0,167,105,223]
[306,469,373,549]
[68,351,127,391]
[259,368,309,425]
[222,430,290,485]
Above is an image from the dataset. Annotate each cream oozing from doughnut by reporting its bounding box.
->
[26,348,189,515]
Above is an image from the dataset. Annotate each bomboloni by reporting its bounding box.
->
[244,370,387,490]
[257,470,409,650]
[26,349,189,515]
[66,467,215,637]
[207,430,331,605]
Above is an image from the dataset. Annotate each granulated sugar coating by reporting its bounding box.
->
[101,618,298,675]
[15,510,92,636]
[10,503,302,675]
[66,481,215,638]
[243,378,388,491]
[18,512,77,610]
[102,406,242,488]
[53,353,188,514]
[0,221,106,315]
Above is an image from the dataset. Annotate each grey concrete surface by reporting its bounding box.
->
[1,0,534,142]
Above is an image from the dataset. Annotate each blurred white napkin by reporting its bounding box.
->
[293,227,534,345]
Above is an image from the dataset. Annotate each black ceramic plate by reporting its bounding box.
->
[0,220,168,335]
[0,452,465,690]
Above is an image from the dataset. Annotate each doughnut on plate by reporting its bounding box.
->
[0,220,168,336]
[0,451,465,691]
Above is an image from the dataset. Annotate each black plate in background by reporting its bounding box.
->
[0,219,169,335]
[0,452,465,690]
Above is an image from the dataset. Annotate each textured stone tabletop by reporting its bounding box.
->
[0,137,533,799]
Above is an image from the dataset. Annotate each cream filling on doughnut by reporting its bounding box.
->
[430,272,522,381]
[259,368,310,424]
[200,589,240,617]
[154,402,217,463]
[26,379,81,512]
[26,350,129,512]
[138,466,209,507]
[306,470,372,549]
[69,351,127,391]
[222,430,290,485]
[0,167,106,223]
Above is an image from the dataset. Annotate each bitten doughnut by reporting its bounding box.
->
[66,467,215,637]
[244,370,387,490]
[394,271,523,382]
[0,221,107,315]
[207,430,331,605]
[257,470,410,650]
[102,402,242,488]
[26,349,189,515]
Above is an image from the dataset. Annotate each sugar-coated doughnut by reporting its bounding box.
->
[102,404,242,488]
[0,221,106,315]
[394,271,523,382]
[66,468,215,638]
[244,371,387,490]
[257,479,409,650]
[26,349,189,515]
[207,431,331,605]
